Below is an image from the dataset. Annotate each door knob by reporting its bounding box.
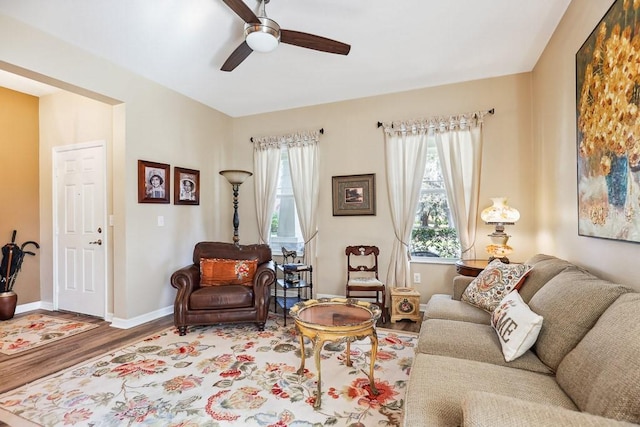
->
[89,239,102,245]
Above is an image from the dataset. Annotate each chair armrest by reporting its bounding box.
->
[453,276,474,300]
[253,261,276,309]
[462,391,636,426]
[170,265,200,294]
[254,261,276,288]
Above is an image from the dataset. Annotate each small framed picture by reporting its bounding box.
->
[332,173,376,216]
[138,160,170,204]
[174,167,200,205]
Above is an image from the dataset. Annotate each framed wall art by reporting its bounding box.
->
[138,160,170,204]
[174,167,200,205]
[332,173,376,216]
[576,0,640,243]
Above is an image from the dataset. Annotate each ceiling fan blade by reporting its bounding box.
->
[281,30,350,55]
[221,0,260,24]
[221,41,253,72]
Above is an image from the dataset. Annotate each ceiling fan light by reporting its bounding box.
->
[244,17,280,53]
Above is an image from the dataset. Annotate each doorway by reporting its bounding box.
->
[53,141,107,317]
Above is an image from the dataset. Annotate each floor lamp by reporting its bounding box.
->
[219,169,252,246]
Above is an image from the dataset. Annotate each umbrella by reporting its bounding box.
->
[0,230,39,293]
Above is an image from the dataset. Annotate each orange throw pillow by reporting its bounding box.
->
[200,258,257,286]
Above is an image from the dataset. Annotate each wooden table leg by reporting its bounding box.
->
[345,340,352,366]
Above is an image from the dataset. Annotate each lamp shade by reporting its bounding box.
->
[481,197,520,224]
[245,18,280,53]
[219,169,252,185]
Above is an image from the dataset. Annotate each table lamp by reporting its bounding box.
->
[480,197,520,263]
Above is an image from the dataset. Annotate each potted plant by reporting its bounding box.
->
[0,231,39,320]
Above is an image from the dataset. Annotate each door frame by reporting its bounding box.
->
[52,140,108,318]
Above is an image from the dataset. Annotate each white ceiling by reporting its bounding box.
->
[0,0,571,117]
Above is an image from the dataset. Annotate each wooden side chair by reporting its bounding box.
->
[345,245,387,322]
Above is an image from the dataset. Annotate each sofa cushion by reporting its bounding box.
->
[416,318,552,375]
[461,260,532,313]
[462,391,637,427]
[200,258,257,286]
[519,254,576,302]
[491,291,543,362]
[556,293,640,424]
[424,294,491,324]
[404,353,577,427]
[527,267,631,372]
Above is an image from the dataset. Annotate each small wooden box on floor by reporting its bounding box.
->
[390,287,421,323]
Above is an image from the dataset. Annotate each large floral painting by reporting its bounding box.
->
[577,0,640,242]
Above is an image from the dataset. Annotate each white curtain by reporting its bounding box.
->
[287,133,320,270]
[435,113,486,260]
[383,121,430,288]
[253,138,281,244]
[382,112,487,285]
[252,130,320,268]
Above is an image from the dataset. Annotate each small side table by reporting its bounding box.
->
[290,298,380,409]
[390,287,421,323]
[455,259,489,277]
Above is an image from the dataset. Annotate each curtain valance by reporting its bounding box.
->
[380,110,492,136]
[252,129,322,149]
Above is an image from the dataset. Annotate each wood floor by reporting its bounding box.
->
[0,308,421,397]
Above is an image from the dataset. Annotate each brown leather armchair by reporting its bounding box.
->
[170,242,276,335]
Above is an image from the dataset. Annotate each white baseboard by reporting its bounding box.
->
[110,305,173,329]
[15,300,53,314]
[14,301,173,330]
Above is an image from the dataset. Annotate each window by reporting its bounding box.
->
[269,147,305,255]
[411,139,461,260]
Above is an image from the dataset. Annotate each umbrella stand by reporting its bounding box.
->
[0,230,39,320]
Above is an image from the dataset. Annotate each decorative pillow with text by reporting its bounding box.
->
[200,258,257,286]
[461,259,532,313]
[491,290,544,362]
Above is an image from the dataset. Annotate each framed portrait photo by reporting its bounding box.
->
[138,160,170,204]
[174,167,200,205]
[332,173,376,216]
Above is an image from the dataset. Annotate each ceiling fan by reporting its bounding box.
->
[220,0,351,72]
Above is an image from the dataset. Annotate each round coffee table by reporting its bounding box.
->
[289,297,381,409]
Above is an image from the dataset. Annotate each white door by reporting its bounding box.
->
[54,142,106,318]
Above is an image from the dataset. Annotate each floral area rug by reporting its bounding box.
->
[0,314,99,355]
[0,315,417,426]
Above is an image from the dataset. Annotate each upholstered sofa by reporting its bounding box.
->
[170,242,276,335]
[404,254,640,426]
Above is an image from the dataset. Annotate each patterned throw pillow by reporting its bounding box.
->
[461,260,532,313]
[491,291,544,362]
[200,258,257,286]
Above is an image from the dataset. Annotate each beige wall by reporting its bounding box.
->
[38,91,114,307]
[233,73,536,302]
[0,14,234,322]
[532,0,640,291]
[0,87,40,303]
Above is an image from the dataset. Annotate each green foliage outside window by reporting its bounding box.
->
[411,152,461,259]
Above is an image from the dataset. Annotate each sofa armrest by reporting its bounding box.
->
[462,391,635,427]
[453,275,474,300]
